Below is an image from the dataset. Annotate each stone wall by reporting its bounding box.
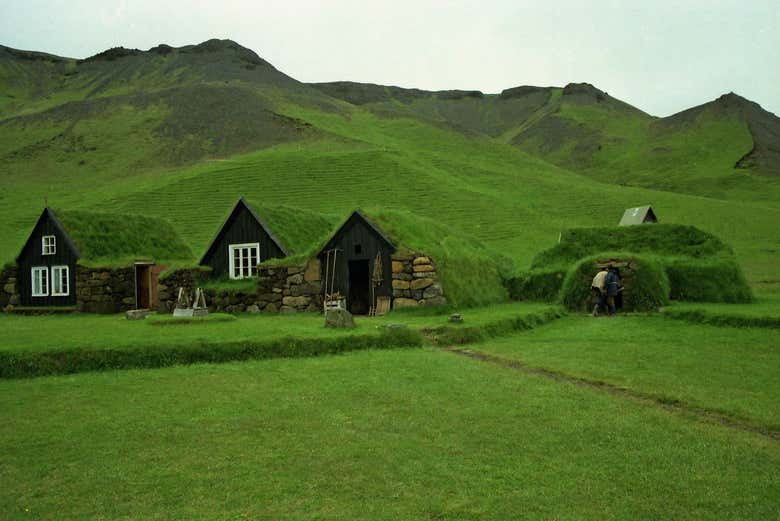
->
[75,266,135,314]
[159,260,323,314]
[391,253,446,308]
[0,265,19,311]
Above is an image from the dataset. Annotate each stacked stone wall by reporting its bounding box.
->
[391,253,446,308]
[159,260,323,314]
[75,266,135,314]
[0,265,19,310]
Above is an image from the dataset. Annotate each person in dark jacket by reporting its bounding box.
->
[605,266,621,316]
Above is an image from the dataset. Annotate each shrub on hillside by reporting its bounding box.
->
[665,258,752,303]
[560,253,670,312]
[506,269,567,301]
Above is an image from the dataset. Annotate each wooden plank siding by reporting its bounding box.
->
[17,210,79,306]
[200,200,287,278]
[318,212,395,313]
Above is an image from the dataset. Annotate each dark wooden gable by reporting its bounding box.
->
[318,210,396,314]
[199,198,288,277]
[16,208,80,306]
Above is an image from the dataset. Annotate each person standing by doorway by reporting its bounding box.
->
[591,266,608,316]
[605,266,622,316]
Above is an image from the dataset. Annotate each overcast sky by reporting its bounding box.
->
[1,0,778,116]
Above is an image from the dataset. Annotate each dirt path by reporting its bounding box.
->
[443,346,780,442]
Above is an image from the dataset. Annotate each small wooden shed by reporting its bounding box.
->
[619,205,658,226]
[199,198,289,279]
[318,210,396,315]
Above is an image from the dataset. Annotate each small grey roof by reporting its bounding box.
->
[619,205,657,226]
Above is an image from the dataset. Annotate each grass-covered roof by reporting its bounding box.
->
[53,209,194,265]
[243,201,338,255]
[262,206,512,307]
[530,224,733,270]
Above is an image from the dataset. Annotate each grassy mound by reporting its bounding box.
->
[145,313,237,325]
[506,268,567,302]
[665,257,752,303]
[54,209,194,265]
[560,253,670,312]
[364,208,512,307]
[531,224,731,269]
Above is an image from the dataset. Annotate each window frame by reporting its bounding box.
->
[31,266,49,297]
[51,265,70,297]
[228,242,260,280]
[42,235,56,255]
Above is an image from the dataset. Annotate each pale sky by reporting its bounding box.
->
[1,0,778,117]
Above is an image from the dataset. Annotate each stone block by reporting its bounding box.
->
[393,297,419,309]
[392,279,410,290]
[4,283,15,294]
[423,284,444,299]
[287,273,304,285]
[280,306,297,314]
[413,264,435,273]
[392,261,404,274]
[290,282,322,297]
[410,278,434,290]
[421,296,447,307]
[264,303,279,313]
[259,292,282,302]
[304,258,322,282]
[392,272,413,281]
[413,271,436,278]
[283,295,311,307]
[247,304,261,314]
[287,266,304,275]
[413,256,431,265]
[325,308,355,328]
[393,288,411,298]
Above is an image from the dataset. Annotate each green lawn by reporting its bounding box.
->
[0,302,556,353]
[467,315,780,431]
[2,348,778,520]
[667,295,780,317]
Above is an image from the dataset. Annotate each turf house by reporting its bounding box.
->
[318,210,396,315]
[4,208,193,313]
[199,198,289,279]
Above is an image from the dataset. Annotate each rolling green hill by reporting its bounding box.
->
[1,39,778,297]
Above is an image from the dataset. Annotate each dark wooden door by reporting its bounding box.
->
[348,260,370,315]
[136,265,151,309]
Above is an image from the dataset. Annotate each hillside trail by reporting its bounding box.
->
[439,345,780,443]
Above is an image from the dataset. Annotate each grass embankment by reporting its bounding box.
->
[467,315,780,431]
[0,303,560,378]
[663,296,780,328]
[2,348,778,519]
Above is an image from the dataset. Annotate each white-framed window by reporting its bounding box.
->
[32,267,49,296]
[42,235,56,255]
[51,266,70,296]
[228,242,259,279]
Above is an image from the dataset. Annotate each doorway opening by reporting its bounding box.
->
[348,259,370,315]
[134,262,157,310]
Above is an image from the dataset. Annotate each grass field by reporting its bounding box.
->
[0,302,556,353]
[466,315,780,431]
[2,348,779,520]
